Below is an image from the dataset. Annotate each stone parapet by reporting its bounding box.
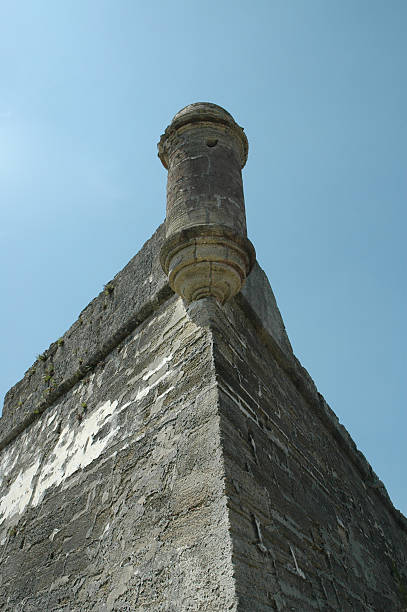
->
[0,225,171,452]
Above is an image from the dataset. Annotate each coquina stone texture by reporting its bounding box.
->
[1,104,406,610]
[1,227,406,610]
[0,231,237,610]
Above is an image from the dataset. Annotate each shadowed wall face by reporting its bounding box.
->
[210,298,407,611]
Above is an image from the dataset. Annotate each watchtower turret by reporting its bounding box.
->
[158,102,255,303]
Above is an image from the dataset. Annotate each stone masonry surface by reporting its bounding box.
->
[0,224,171,452]
[0,293,237,610]
[210,297,407,610]
[1,225,407,610]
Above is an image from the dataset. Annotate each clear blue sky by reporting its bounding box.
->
[1,1,406,514]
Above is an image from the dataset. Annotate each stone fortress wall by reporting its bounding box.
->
[1,104,406,611]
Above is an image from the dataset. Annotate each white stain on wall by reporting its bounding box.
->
[31,399,119,507]
[0,399,120,524]
[0,349,177,526]
[0,459,41,525]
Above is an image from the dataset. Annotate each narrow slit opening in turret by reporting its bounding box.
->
[206,138,218,148]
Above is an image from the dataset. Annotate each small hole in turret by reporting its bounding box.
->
[206,139,218,148]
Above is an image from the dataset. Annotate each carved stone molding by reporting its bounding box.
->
[160,225,255,304]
